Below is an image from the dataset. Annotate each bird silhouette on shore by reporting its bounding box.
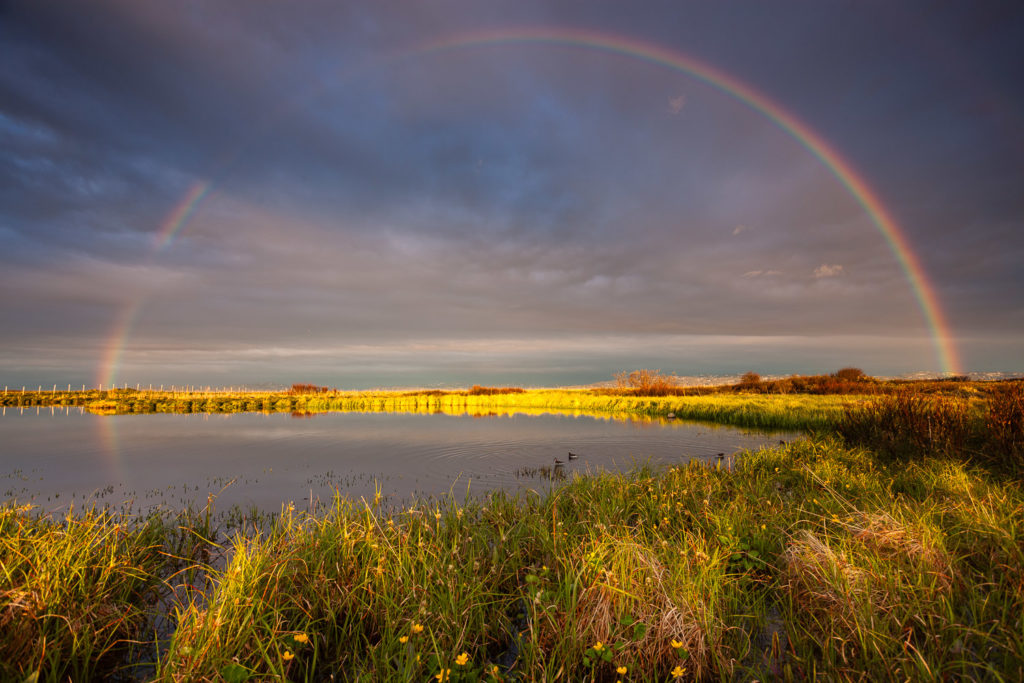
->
[568,451,578,460]
[553,457,565,466]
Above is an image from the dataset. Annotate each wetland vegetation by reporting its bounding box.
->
[2,373,1022,680]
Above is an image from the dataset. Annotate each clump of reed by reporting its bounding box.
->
[838,383,1024,476]
[835,391,975,459]
[987,382,1024,462]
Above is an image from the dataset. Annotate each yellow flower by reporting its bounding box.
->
[435,669,450,682]
[489,664,500,675]
[671,665,686,678]
[670,638,683,649]
[616,665,628,674]
[283,650,295,661]
[399,635,409,644]
[592,641,604,652]
[294,633,309,644]
[455,652,470,666]
[411,623,424,634]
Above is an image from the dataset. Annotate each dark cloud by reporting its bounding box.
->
[1,0,1022,385]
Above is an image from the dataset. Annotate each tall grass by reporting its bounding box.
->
[837,384,1024,476]
[4,435,1023,680]
[0,506,178,681]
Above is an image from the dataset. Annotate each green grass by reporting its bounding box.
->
[3,435,1023,681]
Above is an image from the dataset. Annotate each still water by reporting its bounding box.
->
[1,406,792,514]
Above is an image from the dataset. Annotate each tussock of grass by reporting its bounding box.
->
[0,506,178,681]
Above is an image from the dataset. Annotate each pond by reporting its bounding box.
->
[1,406,794,515]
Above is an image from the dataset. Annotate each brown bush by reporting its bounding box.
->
[833,367,867,382]
[613,370,678,396]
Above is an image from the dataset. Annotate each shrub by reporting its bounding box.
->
[833,367,867,382]
[613,370,678,395]
[738,372,761,390]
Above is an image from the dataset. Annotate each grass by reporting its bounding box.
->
[3,435,1023,681]
[2,380,1023,680]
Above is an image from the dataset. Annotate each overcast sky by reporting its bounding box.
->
[2,1,1022,388]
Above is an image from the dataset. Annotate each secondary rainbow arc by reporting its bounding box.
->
[98,26,961,391]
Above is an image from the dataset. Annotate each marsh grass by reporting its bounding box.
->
[3,435,1023,681]
[0,505,181,681]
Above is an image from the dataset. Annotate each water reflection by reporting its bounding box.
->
[1,409,795,515]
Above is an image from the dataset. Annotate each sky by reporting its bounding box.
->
[1,1,1022,389]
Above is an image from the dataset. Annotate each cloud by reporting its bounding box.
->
[742,269,782,279]
[733,224,746,235]
[814,264,844,278]
[668,94,686,115]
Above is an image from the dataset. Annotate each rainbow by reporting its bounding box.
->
[153,180,213,250]
[101,27,960,391]
[420,28,961,375]
[97,298,143,390]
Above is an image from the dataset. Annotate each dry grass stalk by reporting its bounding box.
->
[560,538,717,677]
